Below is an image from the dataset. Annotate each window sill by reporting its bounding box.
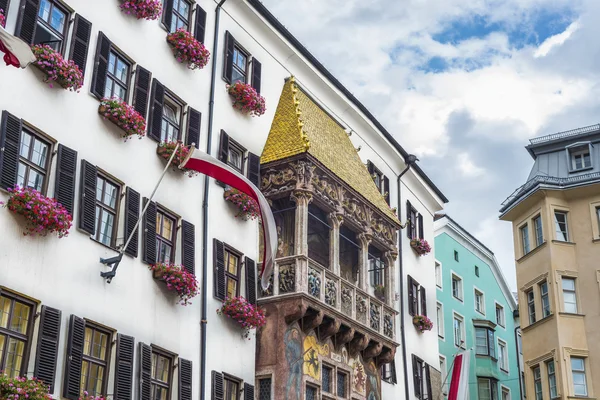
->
[551,240,576,246]
[567,397,595,400]
[516,241,547,262]
[569,165,594,174]
[90,237,118,252]
[592,238,600,243]
[438,334,444,340]
[559,312,585,318]
[452,296,464,303]
[500,368,509,374]
[522,314,554,332]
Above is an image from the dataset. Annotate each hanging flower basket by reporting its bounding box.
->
[217,296,266,339]
[98,98,146,140]
[150,263,199,306]
[413,315,433,333]
[226,82,266,117]
[166,28,210,70]
[1,186,72,238]
[156,141,198,177]
[0,374,53,400]
[410,238,431,256]
[119,0,162,20]
[223,188,260,220]
[0,9,6,28]
[79,393,106,400]
[31,45,83,91]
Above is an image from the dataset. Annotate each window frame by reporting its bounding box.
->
[435,261,442,289]
[553,210,569,242]
[104,48,132,102]
[453,312,465,348]
[497,338,508,372]
[225,136,247,174]
[257,376,272,400]
[501,386,511,400]
[520,223,530,255]
[231,43,249,84]
[533,214,544,247]
[546,359,557,399]
[155,206,178,264]
[474,288,485,315]
[526,289,536,325]
[596,206,600,238]
[474,326,495,358]
[336,369,348,398]
[566,142,593,172]
[454,250,459,262]
[439,355,448,394]
[0,289,37,378]
[305,384,319,400]
[17,124,53,195]
[408,205,418,239]
[224,244,243,298]
[571,357,588,397]
[92,172,122,249]
[533,366,542,400]
[167,0,193,33]
[80,321,113,397]
[370,163,385,195]
[539,281,551,318]
[321,363,333,394]
[477,378,498,400]
[381,361,397,385]
[436,301,444,339]
[33,0,70,54]
[475,265,480,277]
[150,345,176,400]
[561,277,578,314]
[451,272,463,302]
[160,92,184,143]
[495,302,505,328]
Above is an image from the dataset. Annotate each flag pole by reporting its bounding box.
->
[100,142,182,282]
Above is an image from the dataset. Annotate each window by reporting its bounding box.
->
[496,304,505,327]
[540,281,551,317]
[454,250,459,261]
[339,225,360,284]
[475,265,480,277]
[435,262,442,288]
[408,276,420,316]
[337,371,347,397]
[231,45,248,84]
[322,365,332,393]
[258,378,271,400]
[527,290,536,324]
[571,357,588,396]
[498,340,508,371]
[160,96,182,142]
[80,324,111,397]
[307,205,330,268]
[92,175,120,247]
[412,356,431,400]
[156,209,176,264]
[34,0,68,52]
[475,289,485,314]
[436,302,444,338]
[17,128,50,193]
[225,138,246,173]
[569,145,591,171]
[562,277,577,313]
[596,207,600,237]
[534,215,543,247]
[475,327,495,358]
[521,224,530,254]
[105,50,130,101]
[554,211,569,242]
[478,378,497,400]
[547,360,557,398]
[408,206,418,239]
[224,375,240,400]
[169,0,192,32]
[368,246,385,287]
[305,385,317,400]
[533,366,542,400]
[224,247,241,298]
[151,348,173,400]
[452,274,463,301]
[501,387,510,400]
[453,314,464,347]
[381,362,396,384]
[0,293,35,378]
[439,357,448,393]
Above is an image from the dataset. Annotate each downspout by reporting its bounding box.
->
[200,1,227,399]
[397,154,418,400]
[514,310,524,400]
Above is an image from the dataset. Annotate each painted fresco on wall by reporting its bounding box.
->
[365,359,381,400]
[284,325,303,400]
[303,332,330,379]
[350,356,367,396]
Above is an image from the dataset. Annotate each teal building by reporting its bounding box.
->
[434,215,523,400]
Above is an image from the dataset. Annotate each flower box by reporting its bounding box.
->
[226,82,266,117]
[150,263,199,306]
[80,392,106,400]
[217,296,266,339]
[413,315,433,333]
[166,29,210,70]
[223,188,260,220]
[31,45,83,91]
[2,186,72,238]
[98,98,146,140]
[156,141,198,177]
[410,238,431,256]
[119,0,162,20]
[1,374,53,400]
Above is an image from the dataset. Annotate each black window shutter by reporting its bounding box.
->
[78,160,97,235]
[139,343,152,400]
[367,160,374,176]
[406,200,412,239]
[142,198,157,264]
[63,315,85,400]
[178,358,193,400]
[181,220,195,275]
[91,32,111,99]
[251,58,262,94]
[407,276,415,316]
[0,0,10,17]
[425,365,432,400]
[0,111,22,190]
[133,66,152,120]
[186,107,201,149]
[34,306,62,393]
[15,0,40,44]
[391,360,397,384]
[211,371,224,400]
[163,0,174,32]
[223,31,234,83]
[213,239,225,300]
[245,257,256,305]
[114,334,135,400]
[418,214,424,239]
[124,187,140,257]
[243,383,254,400]
[194,5,207,43]
[54,144,77,215]
[69,14,92,76]
[383,175,390,205]
[247,152,260,187]
[412,355,420,399]
[218,130,229,163]
[148,79,165,142]
[420,286,427,316]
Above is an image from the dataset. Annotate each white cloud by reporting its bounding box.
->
[534,20,581,58]
[457,153,486,177]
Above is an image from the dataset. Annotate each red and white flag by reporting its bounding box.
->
[180,147,277,290]
[0,26,36,68]
[448,350,470,400]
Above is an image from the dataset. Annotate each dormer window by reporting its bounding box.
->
[567,143,592,172]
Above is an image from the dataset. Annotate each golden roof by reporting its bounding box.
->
[261,77,400,223]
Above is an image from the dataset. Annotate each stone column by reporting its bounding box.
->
[290,190,312,256]
[328,213,343,274]
[384,251,398,306]
[357,233,372,291]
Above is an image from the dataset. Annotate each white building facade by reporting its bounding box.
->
[0,1,446,399]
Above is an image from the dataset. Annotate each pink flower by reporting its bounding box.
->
[150,263,199,305]
[31,45,83,91]
[223,189,260,221]
[226,82,266,117]
[99,98,146,140]
[166,29,210,70]
[217,296,266,339]
[156,141,198,178]
[119,0,162,20]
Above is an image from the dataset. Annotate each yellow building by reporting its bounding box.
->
[500,125,600,399]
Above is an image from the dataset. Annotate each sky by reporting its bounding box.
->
[260,0,600,290]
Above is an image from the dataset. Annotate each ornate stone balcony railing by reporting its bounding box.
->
[260,255,397,342]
